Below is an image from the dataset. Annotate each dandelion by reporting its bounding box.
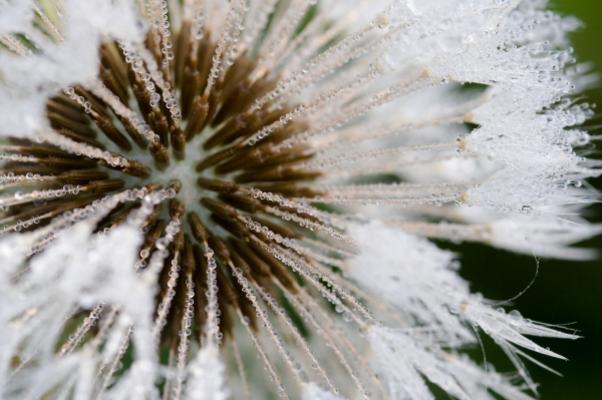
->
[0,0,599,399]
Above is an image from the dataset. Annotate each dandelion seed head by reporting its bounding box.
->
[0,0,599,399]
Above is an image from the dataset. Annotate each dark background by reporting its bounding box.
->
[459,1,602,399]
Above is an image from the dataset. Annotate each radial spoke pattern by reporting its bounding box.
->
[0,1,596,399]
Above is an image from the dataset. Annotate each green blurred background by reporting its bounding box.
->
[458,1,602,399]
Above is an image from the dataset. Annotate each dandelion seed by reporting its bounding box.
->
[0,0,599,399]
